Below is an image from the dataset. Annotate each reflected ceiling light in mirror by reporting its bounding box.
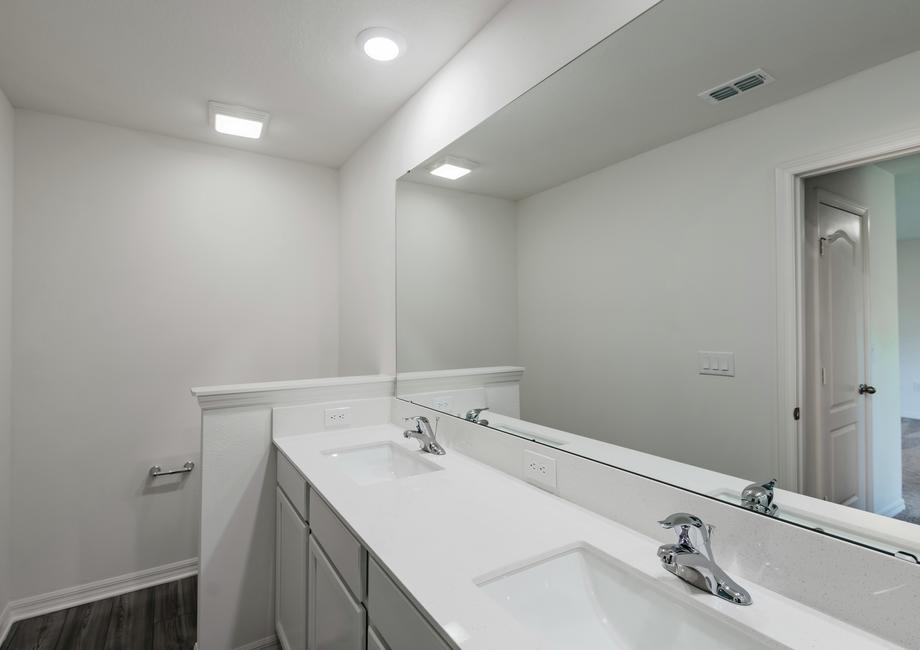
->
[208,101,269,139]
[357,27,406,62]
[428,156,478,180]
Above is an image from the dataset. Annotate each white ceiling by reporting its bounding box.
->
[404,0,920,200]
[0,0,508,167]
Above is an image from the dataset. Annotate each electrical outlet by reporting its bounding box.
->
[324,406,352,429]
[523,449,557,491]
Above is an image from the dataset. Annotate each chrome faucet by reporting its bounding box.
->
[464,407,489,426]
[741,479,778,516]
[657,513,752,605]
[403,416,446,455]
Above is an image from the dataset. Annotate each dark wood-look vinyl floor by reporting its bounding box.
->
[0,577,196,650]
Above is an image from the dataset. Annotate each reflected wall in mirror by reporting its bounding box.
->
[396,0,920,561]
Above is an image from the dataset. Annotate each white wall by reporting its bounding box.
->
[899,239,920,420]
[511,51,920,483]
[338,0,660,376]
[396,182,517,371]
[11,111,339,600]
[0,87,13,622]
[804,165,902,514]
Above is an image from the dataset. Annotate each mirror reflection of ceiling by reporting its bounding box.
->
[404,0,920,200]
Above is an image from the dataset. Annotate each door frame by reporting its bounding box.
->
[806,189,872,507]
[775,125,920,494]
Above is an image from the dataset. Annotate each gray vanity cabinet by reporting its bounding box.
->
[308,536,366,650]
[275,449,451,650]
[276,487,308,650]
[366,559,452,650]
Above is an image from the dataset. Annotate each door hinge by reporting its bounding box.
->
[819,236,826,256]
[821,367,827,385]
[793,407,800,421]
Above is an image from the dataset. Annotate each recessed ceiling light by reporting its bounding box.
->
[357,27,406,62]
[208,101,270,139]
[429,156,478,180]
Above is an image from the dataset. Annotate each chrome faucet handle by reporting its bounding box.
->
[465,407,489,421]
[404,415,429,431]
[658,513,714,556]
[741,478,778,516]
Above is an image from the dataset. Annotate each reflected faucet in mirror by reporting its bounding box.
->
[657,512,752,606]
[741,479,779,517]
[465,407,490,426]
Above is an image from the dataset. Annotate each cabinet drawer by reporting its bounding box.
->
[277,450,309,521]
[309,491,366,601]
[367,559,452,650]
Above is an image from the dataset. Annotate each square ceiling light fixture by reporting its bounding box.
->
[428,156,478,180]
[208,101,270,139]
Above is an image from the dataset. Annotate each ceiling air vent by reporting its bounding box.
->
[699,69,775,104]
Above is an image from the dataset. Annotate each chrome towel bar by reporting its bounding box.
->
[149,461,195,478]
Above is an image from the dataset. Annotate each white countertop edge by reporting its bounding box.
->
[274,424,904,650]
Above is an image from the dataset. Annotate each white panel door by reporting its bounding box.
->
[276,488,308,650]
[307,536,366,650]
[817,194,868,509]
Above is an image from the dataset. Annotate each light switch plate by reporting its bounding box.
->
[523,449,557,491]
[698,351,735,377]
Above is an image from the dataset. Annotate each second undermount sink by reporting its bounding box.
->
[323,441,443,486]
[477,543,776,650]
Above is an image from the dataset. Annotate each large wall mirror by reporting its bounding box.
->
[396,0,920,561]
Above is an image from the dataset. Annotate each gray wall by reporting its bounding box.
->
[396,182,517,372]
[11,111,340,600]
[899,239,920,420]
[0,87,13,619]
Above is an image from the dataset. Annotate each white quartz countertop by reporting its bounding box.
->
[275,424,903,650]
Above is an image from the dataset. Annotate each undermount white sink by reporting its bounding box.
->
[323,441,443,486]
[477,543,776,650]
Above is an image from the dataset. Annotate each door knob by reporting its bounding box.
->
[858,384,877,395]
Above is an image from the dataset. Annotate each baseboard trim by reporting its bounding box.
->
[0,557,199,645]
[877,498,907,518]
[0,601,12,648]
[234,635,279,650]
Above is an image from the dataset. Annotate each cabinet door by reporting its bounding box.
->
[367,626,389,650]
[277,488,308,650]
[307,536,366,650]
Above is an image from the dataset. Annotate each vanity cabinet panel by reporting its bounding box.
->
[367,626,389,650]
[308,536,366,650]
[277,450,309,521]
[276,488,308,650]
[366,558,452,650]
[309,491,366,600]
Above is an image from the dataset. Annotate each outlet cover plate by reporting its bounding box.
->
[523,449,557,491]
[324,406,352,429]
